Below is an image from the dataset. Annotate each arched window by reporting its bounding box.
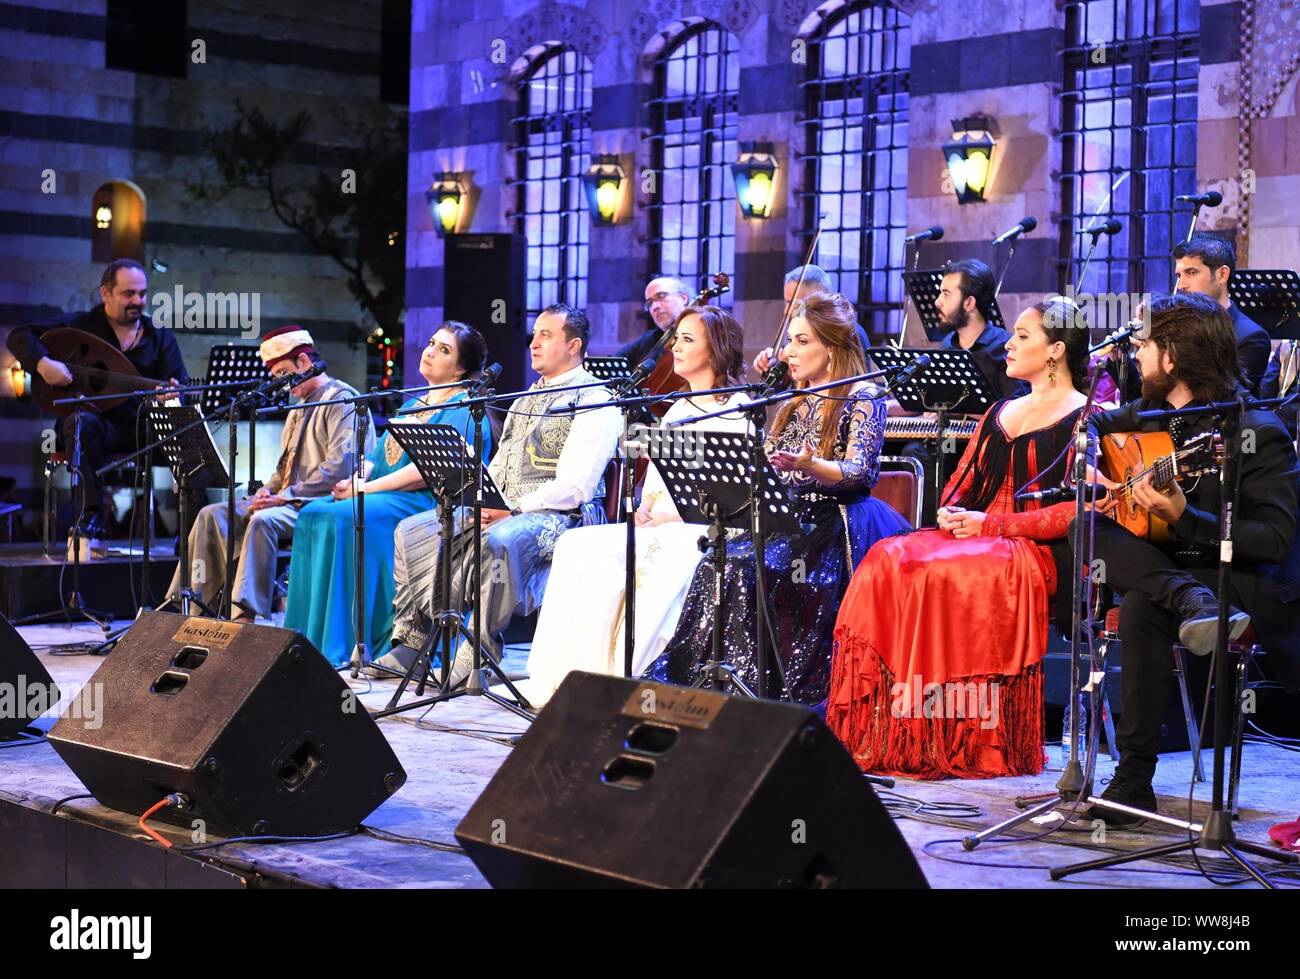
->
[516,45,592,320]
[1060,0,1199,327]
[91,180,146,263]
[648,23,739,295]
[804,2,910,341]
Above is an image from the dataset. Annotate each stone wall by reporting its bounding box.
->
[0,0,401,500]
[408,0,1297,382]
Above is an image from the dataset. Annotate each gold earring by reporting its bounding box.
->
[1047,357,1057,384]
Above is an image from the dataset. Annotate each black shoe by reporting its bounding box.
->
[1174,586,1250,656]
[1082,774,1158,829]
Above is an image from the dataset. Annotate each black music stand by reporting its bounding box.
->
[583,356,632,382]
[653,430,800,699]
[870,347,998,514]
[371,423,530,719]
[203,345,280,495]
[148,404,227,617]
[1227,269,1300,340]
[902,269,1006,343]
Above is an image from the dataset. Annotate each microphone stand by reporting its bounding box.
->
[744,369,783,699]
[82,376,276,624]
[1185,201,1204,244]
[994,236,1020,297]
[1076,228,1104,294]
[679,362,909,701]
[614,350,673,679]
[348,391,377,678]
[1054,394,1299,884]
[220,370,325,619]
[373,373,620,720]
[546,377,751,680]
[257,382,400,675]
[390,377,612,418]
[961,340,1112,851]
[896,237,927,347]
[16,399,114,631]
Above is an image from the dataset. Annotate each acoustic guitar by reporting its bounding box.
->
[1098,429,1221,543]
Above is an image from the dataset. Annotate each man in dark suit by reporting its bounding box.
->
[616,275,691,369]
[7,259,188,530]
[931,258,1028,402]
[1106,236,1273,402]
[1072,292,1299,827]
[1172,234,1272,394]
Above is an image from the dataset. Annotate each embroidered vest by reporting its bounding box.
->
[495,368,607,504]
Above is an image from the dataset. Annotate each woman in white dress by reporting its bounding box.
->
[523,305,751,706]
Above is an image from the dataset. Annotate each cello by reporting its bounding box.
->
[29,327,172,417]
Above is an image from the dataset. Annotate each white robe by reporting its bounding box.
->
[522,392,752,706]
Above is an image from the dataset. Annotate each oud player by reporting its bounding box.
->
[7,259,187,533]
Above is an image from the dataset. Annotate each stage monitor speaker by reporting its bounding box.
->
[455,673,928,888]
[0,613,57,741]
[443,233,528,392]
[48,612,406,838]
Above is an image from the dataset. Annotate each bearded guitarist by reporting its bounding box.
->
[1071,291,1299,827]
[7,259,188,533]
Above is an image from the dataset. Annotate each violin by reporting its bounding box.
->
[30,327,170,417]
[642,272,731,419]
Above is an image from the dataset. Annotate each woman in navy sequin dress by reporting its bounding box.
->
[645,293,909,704]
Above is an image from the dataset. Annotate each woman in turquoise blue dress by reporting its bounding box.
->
[284,322,492,667]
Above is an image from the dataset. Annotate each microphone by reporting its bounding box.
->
[1083,218,1123,240]
[1175,191,1223,207]
[263,360,325,394]
[465,361,502,396]
[991,217,1037,245]
[757,359,789,398]
[1015,482,1108,503]
[905,226,944,243]
[624,352,661,390]
[1088,321,1143,353]
[891,353,932,388]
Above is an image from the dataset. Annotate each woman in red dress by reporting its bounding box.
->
[827,298,1096,779]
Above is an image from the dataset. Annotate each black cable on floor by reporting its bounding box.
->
[0,731,47,748]
[173,829,359,853]
[49,793,95,815]
[360,824,465,855]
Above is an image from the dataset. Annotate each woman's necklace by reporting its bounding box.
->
[386,387,454,464]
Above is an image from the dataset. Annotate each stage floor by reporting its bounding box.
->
[6,620,1299,889]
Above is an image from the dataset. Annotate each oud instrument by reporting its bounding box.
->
[1098,429,1220,543]
[29,327,171,417]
